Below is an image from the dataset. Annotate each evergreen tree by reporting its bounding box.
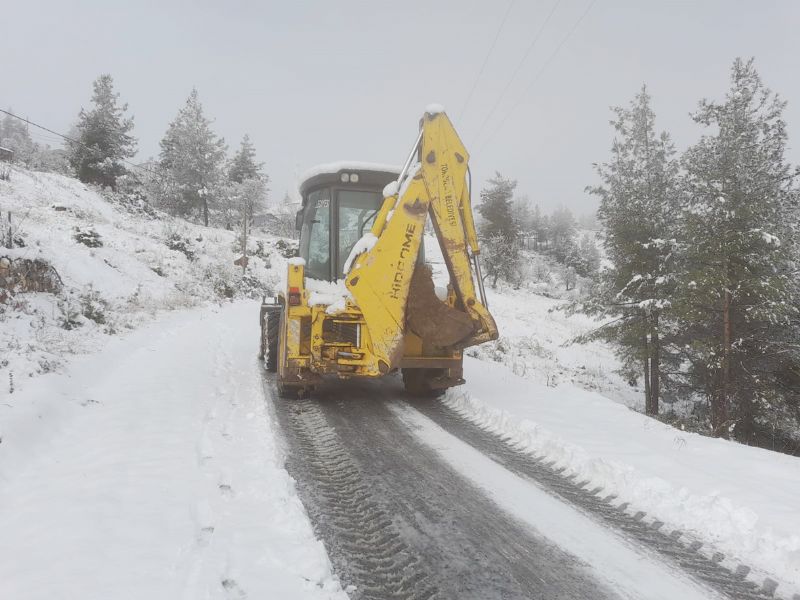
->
[529,204,543,249]
[549,207,577,261]
[67,75,136,189]
[158,89,227,226]
[477,173,520,288]
[477,173,518,242]
[228,135,264,183]
[676,58,799,440]
[578,232,601,277]
[531,206,550,251]
[224,177,268,230]
[0,110,37,166]
[582,85,679,415]
[511,195,534,248]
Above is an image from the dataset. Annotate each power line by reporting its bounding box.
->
[470,0,563,145]
[458,0,516,122]
[0,107,158,177]
[477,0,597,155]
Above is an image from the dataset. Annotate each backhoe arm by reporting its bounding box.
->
[344,108,498,373]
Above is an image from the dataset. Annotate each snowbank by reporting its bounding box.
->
[445,357,800,593]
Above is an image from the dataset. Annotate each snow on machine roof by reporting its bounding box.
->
[298,161,400,197]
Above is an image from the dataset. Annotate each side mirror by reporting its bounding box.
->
[295,209,303,231]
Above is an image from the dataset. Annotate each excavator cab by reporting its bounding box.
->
[296,165,423,281]
[261,108,498,398]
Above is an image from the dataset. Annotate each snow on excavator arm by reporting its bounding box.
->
[343,107,499,373]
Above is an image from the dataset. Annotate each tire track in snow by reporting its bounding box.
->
[275,398,440,600]
[270,378,630,600]
[407,399,785,600]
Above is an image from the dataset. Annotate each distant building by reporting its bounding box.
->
[0,147,13,163]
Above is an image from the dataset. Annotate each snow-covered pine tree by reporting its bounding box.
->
[228,135,265,184]
[578,232,601,277]
[222,135,269,229]
[0,110,37,167]
[531,205,550,251]
[226,178,268,230]
[549,207,577,263]
[158,89,227,226]
[583,85,679,415]
[67,75,136,189]
[477,173,518,242]
[676,58,799,440]
[477,173,520,287]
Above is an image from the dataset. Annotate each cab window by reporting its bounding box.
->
[300,188,331,280]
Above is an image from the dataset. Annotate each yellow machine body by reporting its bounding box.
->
[267,109,498,396]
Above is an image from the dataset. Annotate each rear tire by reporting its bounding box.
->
[265,307,280,373]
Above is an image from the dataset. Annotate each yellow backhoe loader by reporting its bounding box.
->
[259,106,498,397]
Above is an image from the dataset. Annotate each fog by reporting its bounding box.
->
[3,0,798,213]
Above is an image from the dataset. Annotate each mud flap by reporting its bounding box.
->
[406,264,474,347]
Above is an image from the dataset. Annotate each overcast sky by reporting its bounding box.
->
[3,1,799,214]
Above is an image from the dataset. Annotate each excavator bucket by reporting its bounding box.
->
[406,264,474,347]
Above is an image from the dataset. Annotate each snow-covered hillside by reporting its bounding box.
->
[0,166,288,390]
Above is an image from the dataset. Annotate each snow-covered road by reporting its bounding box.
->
[0,300,346,600]
[0,299,794,599]
[275,376,729,600]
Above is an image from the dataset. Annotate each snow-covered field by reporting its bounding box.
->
[0,300,346,600]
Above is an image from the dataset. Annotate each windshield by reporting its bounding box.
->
[337,190,383,278]
[300,185,425,281]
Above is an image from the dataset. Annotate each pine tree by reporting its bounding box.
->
[477,173,520,288]
[549,207,577,261]
[477,173,518,242]
[531,206,550,251]
[582,85,679,415]
[578,232,601,277]
[67,75,136,189]
[158,89,227,226]
[228,135,264,183]
[0,110,37,166]
[676,58,799,440]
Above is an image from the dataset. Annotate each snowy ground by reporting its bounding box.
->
[421,233,800,593]
[391,402,719,600]
[0,166,285,391]
[0,300,346,600]
[423,233,643,409]
[1,167,798,597]
[441,358,800,595]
